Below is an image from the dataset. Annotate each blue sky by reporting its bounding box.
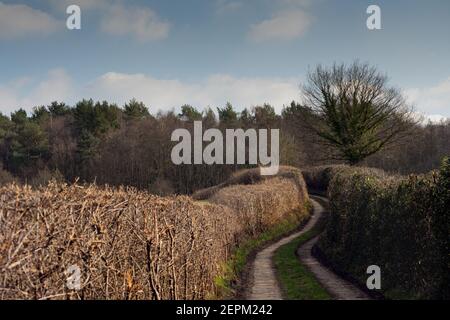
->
[1,0,450,119]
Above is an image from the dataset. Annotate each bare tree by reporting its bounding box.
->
[300,61,415,165]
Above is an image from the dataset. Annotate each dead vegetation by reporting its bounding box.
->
[209,178,306,237]
[0,166,309,300]
[193,166,308,202]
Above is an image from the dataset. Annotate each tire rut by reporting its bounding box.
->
[246,196,370,300]
[246,198,322,300]
[297,196,370,300]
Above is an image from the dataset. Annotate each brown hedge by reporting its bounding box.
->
[193,166,308,202]
[209,177,308,238]
[0,169,309,300]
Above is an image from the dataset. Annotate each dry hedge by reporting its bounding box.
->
[0,168,309,300]
[193,166,308,202]
[209,177,308,238]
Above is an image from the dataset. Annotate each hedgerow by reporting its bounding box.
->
[315,159,449,299]
[0,167,309,300]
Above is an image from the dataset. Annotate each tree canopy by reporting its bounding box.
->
[300,61,414,164]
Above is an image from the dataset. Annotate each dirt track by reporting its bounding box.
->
[247,196,370,300]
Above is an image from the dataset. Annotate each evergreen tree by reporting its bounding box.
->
[217,102,237,125]
[48,101,70,117]
[31,106,50,124]
[252,104,278,128]
[203,107,217,127]
[8,112,49,174]
[124,99,150,119]
[179,105,202,121]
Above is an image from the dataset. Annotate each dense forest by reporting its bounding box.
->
[0,99,449,194]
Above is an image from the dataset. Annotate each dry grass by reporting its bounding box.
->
[0,167,309,300]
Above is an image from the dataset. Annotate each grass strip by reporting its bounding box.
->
[273,215,332,300]
[213,207,309,299]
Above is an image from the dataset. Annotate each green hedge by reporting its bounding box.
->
[315,159,449,299]
[302,165,347,194]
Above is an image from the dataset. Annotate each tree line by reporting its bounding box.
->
[0,98,447,194]
[1,62,449,194]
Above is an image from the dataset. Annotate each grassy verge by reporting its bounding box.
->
[273,210,332,300]
[212,206,310,299]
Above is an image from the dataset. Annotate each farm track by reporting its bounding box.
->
[246,196,370,300]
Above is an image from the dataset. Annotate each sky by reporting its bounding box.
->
[0,0,450,120]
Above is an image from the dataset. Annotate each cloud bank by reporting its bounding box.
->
[0,2,61,39]
[100,5,170,42]
[47,0,110,11]
[405,77,450,122]
[248,10,313,42]
[2,69,449,122]
[0,69,73,114]
[0,70,300,115]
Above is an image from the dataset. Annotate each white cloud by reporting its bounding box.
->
[100,5,170,42]
[216,0,243,13]
[1,70,300,114]
[27,69,73,106]
[47,0,110,11]
[424,114,447,123]
[85,73,195,108]
[0,69,73,115]
[405,77,450,121]
[279,0,312,7]
[0,88,18,115]
[84,72,300,113]
[248,10,313,42]
[0,2,60,39]
[4,69,450,122]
